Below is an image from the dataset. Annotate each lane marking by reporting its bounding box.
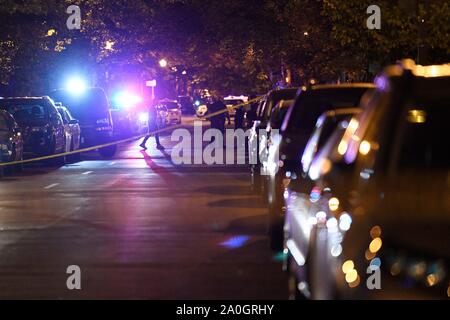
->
[109,161,116,165]
[44,183,60,190]
[81,171,93,175]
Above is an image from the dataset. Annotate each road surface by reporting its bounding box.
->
[0,119,288,299]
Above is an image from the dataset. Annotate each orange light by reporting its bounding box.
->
[370,226,382,238]
[359,140,371,155]
[338,140,348,155]
[390,262,401,276]
[426,274,436,287]
[46,29,56,37]
[365,249,376,261]
[345,269,358,283]
[348,275,360,288]
[342,260,354,274]
[369,237,382,253]
[328,197,339,211]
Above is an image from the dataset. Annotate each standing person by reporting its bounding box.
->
[140,103,164,150]
[208,95,226,134]
[245,94,258,129]
[234,102,245,130]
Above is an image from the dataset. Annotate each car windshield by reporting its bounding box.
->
[262,89,297,119]
[0,102,48,125]
[318,115,348,152]
[161,102,178,109]
[286,87,370,135]
[397,101,450,169]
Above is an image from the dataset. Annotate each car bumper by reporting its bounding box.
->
[80,127,113,147]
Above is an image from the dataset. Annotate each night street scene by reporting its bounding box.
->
[0,0,449,306]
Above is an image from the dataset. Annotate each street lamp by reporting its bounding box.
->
[159,59,168,68]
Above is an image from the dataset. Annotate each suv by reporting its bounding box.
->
[249,88,298,192]
[284,60,450,299]
[265,84,374,250]
[0,97,66,164]
[50,87,116,158]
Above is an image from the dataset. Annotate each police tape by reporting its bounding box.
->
[0,96,264,168]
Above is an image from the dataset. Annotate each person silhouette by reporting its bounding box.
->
[140,103,164,150]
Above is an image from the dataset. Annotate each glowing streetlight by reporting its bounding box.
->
[159,59,168,68]
[105,40,115,51]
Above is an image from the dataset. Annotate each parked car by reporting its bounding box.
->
[284,60,450,299]
[156,100,182,126]
[248,88,298,193]
[56,105,81,160]
[50,87,116,158]
[224,95,248,118]
[264,83,375,250]
[0,96,66,165]
[0,110,23,176]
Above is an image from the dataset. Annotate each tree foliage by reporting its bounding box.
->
[0,0,448,96]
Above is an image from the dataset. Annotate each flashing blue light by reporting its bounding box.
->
[114,91,142,109]
[370,257,382,269]
[220,235,250,249]
[66,77,87,94]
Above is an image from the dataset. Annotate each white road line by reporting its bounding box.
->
[44,183,60,190]
[81,171,93,175]
[109,161,116,165]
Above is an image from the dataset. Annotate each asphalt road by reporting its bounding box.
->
[0,118,288,299]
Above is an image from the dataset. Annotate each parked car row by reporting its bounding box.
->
[249,59,450,299]
[0,96,70,170]
[0,87,118,176]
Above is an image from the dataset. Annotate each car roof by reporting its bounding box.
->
[375,60,450,101]
[310,83,375,91]
[322,107,362,118]
[0,96,51,101]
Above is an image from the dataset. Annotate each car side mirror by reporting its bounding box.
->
[69,119,79,125]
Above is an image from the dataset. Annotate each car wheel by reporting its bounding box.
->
[99,144,117,158]
[48,137,66,167]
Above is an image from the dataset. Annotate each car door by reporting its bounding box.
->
[49,106,66,153]
[66,109,80,150]
[5,112,23,160]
